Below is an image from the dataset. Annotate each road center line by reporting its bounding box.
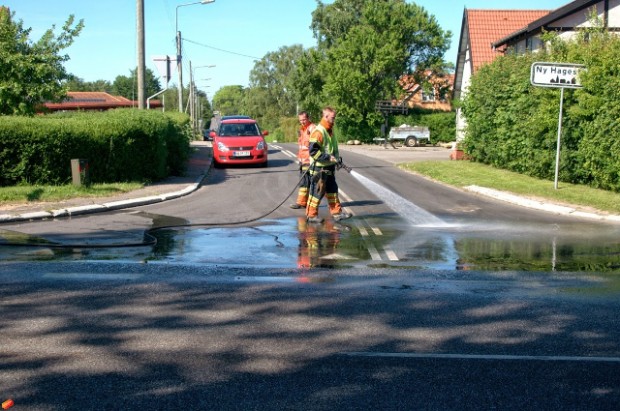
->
[366,244,382,261]
[341,352,620,363]
[382,248,399,261]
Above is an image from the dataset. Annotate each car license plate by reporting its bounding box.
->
[233,150,250,157]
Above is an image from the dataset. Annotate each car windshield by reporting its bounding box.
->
[219,123,260,137]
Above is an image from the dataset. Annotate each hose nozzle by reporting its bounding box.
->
[337,157,352,173]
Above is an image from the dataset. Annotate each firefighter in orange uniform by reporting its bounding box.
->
[290,111,315,209]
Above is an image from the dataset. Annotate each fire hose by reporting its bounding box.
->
[0,158,353,249]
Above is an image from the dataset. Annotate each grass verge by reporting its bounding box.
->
[0,182,144,204]
[399,161,620,215]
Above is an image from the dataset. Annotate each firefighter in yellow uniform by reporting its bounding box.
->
[305,106,351,223]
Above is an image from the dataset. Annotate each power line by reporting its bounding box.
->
[183,38,261,60]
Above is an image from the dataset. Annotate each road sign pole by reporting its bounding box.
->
[530,62,585,190]
[554,87,564,190]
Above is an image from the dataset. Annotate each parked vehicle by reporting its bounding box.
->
[384,124,431,147]
[210,118,269,168]
[221,115,251,120]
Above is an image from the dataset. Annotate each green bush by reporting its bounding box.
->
[461,27,620,192]
[277,117,301,143]
[0,109,190,186]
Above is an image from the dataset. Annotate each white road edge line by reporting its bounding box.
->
[340,189,382,260]
[342,352,620,363]
[339,190,353,206]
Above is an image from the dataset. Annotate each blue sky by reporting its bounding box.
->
[4,0,570,98]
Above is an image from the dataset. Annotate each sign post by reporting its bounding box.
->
[530,62,585,189]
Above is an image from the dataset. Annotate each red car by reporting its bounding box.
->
[210,118,269,167]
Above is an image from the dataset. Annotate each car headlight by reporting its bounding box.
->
[217,141,229,152]
[257,140,265,150]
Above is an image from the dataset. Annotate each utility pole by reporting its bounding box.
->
[189,61,195,131]
[176,30,183,112]
[176,1,216,113]
[136,0,146,109]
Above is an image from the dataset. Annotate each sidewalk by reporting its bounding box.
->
[0,141,213,223]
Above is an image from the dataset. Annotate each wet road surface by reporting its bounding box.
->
[0,143,619,410]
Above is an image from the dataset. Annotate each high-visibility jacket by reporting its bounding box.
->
[309,119,338,167]
[297,123,315,166]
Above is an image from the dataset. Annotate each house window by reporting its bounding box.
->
[422,90,436,102]
[528,36,544,52]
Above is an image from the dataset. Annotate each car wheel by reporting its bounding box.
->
[405,136,418,147]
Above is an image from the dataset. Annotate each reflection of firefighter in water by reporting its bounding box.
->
[297,217,341,269]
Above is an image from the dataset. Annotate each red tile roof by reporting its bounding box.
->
[43,92,161,111]
[467,10,551,71]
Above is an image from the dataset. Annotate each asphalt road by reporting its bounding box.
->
[0,141,606,246]
[0,143,619,410]
[1,263,619,410]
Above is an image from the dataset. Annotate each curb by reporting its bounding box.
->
[0,166,210,224]
[464,185,620,223]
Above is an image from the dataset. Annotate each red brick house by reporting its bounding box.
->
[43,92,162,112]
[399,71,454,112]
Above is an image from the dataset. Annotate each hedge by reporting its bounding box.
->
[0,109,191,186]
[461,27,620,192]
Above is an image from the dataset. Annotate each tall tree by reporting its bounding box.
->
[246,45,305,128]
[291,47,326,121]
[64,75,113,92]
[0,8,84,115]
[211,85,245,116]
[112,68,161,101]
[300,0,451,138]
[195,88,212,128]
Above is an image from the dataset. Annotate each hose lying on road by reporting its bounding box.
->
[0,168,311,249]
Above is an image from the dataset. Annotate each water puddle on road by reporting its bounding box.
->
[1,216,620,274]
[107,216,620,272]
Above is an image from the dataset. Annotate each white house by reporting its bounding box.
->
[453,0,620,141]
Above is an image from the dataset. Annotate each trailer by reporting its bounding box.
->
[387,124,430,147]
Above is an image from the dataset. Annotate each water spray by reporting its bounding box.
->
[347,170,450,227]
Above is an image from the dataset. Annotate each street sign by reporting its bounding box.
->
[530,62,586,190]
[151,55,176,85]
[530,62,585,88]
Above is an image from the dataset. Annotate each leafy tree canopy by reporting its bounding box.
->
[112,68,162,100]
[0,7,84,115]
[299,0,451,138]
[212,85,246,116]
[246,44,305,129]
[64,75,113,93]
